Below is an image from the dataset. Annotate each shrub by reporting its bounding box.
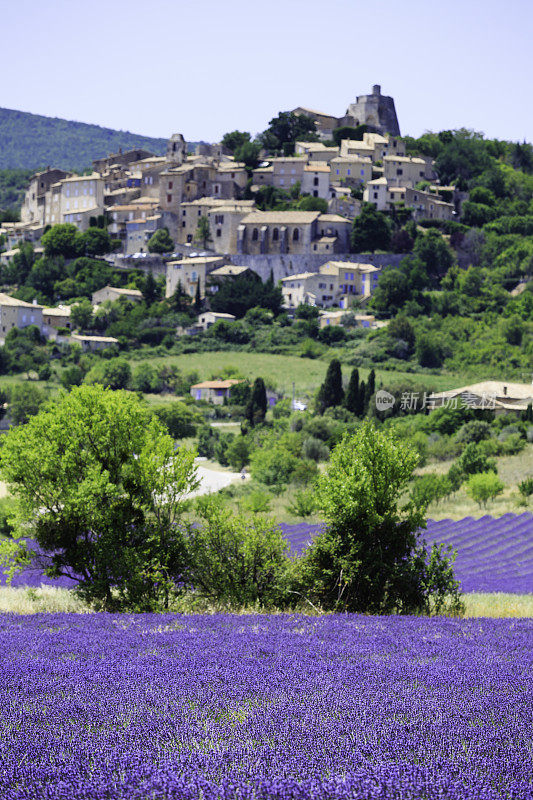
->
[465,472,504,508]
[518,477,533,499]
[240,490,272,514]
[286,489,316,518]
[302,436,329,462]
[185,497,289,606]
[249,444,300,489]
[458,442,497,476]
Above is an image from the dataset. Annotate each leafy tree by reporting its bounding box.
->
[147,227,174,254]
[249,443,300,489]
[245,377,268,427]
[84,358,132,390]
[317,359,344,414]
[465,471,504,508]
[413,229,454,282]
[332,125,368,146]
[130,363,163,394]
[0,385,198,610]
[351,204,391,252]
[259,111,318,156]
[42,224,84,258]
[152,402,202,439]
[7,384,47,425]
[298,196,328,212]
[185,496,288,606]
[170,279,191,313]
[226,436,250,470]
[415,333,444,368]
[296,423,462,614]
[364,368,376,412]
[458,442,497,476]
[60,365,84,389]
[81,227,112,256]
[234,141,261,173]
[194,216,212,249]
[370,266,410,316]
[70,298,93,331]
[210,271,282,318]
[221,130,251,153]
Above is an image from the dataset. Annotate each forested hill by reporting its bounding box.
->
[0,107,168,170]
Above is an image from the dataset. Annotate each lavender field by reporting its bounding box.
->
[1,613,532,799]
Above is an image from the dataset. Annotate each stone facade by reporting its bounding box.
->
[236,211,351,256]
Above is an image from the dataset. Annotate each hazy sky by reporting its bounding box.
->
[2,0,532,143]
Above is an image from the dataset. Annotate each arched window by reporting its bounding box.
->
[292,228,299,242]
[272,227,279,241]
[252,228,259,241]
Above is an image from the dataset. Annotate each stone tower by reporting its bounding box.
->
[343,85,400,137]
[166,133,187,165]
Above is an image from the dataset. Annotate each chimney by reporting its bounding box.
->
[372,84,381,96]
[503,386,507,396]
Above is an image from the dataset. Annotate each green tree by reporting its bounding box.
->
[7,384,47,426]
[226,436,250,470]
[152,401,202,439]
[296,423,461,614]
[42,224,84,258]
[344,367,359,414]
[194,278,202,313]
[458,442,497,476]
[221,130,251,153]
[234,140,261,173]
[70,298,93,331]
[351,204,391,252]
[0,385,198,609]
[465,471,504,508]
[259,111,318,156]
[317,359,344,414]
[194,216,212,249]
[298,196,328,212]
[147,227,174,254]
[364,368,376,412]
[245,377,268,427]
[185,496,288,606]
[413,229,454,282]
[81,227,112,256]
[332,125,368,146]
[84,358,132,390]
[143,272,159,305]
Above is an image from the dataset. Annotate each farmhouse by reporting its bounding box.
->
[190,379,242,404]
[92,286,144,305]
[428,381,533,414]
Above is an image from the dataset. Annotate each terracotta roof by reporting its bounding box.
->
[191,379,241,389]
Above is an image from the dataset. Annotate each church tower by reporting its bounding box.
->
[166,133,187,166]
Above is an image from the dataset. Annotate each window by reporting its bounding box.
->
[272,228,279,241]
[292,228,299,242]
[336,169,340,176]
[279,179,284,186]
[182,221,186,227]
[167,194,172,203]
[89,186,93,195]
[280,168,285,174]
[168,181,173,189]
[216,229,221,237]
[83,187,87,195]
[419,171,424,177]
[252,228,259,241]
[396,169,403,176]
[182,209,186,216]
[360,169,365,177]
[214,185,219,193]
[373,192,378,199]
[291,168,296,175]
[66,188,70,197]
[313,177,319,186]
[347,169,351,176]
[313,190,318,197]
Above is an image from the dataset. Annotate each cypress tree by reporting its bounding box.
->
[364,369,376,414]
[345,368,359,414]
[317,359,344,414]
[245,377,267,427]
[355,380,366,417]
[194,278,202,313]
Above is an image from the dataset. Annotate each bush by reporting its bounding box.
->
[411,474,451,507]
[458,442,497,476]
[518,477,533,499]
[240,490,272,514]
[295,422,462,614]
[185,497,289,606]
[302,436,329,462]
[465,472,504,508]
[286,489,317,518]
[152,402,201,439]
[249,444,300,489]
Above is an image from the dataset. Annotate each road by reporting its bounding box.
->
[190,463,247,497]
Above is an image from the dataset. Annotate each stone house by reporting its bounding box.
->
[364,180,454,220]
[125,214,161,255]
[295,142,340,163]
[330,156,372,188]
[196,311,236,331]
[174,198,255,251]
[42,306,71,335]
[165,256,225,299]
[190,379,242,404]
[20,168,70,225]
[70,334,119,352]
[91,286,144,305]
[301,163,331,199]
[427,381,533,415]
[0,294,44,342]
[107,198,159,240]
[281,261,380,309]
[383,155,435,188]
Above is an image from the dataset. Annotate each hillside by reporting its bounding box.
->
[0,107,169,170]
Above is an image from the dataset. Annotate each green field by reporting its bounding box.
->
[128,351,467,398]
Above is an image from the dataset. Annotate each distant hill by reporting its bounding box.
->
[0,107,169,170]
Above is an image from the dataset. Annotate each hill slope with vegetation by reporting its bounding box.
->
[0,107,168,170]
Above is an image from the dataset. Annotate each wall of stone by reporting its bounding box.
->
[226,252,405,282]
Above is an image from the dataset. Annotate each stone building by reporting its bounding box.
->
[174,198,255,251]
[364,180,454,221]
[0,294,44,342]
[165,256,225,299]
[236,211,351,255]
[383,155,435,188]
[281,261,380,309]
[20,168,71,225]
[293,85,401,139]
